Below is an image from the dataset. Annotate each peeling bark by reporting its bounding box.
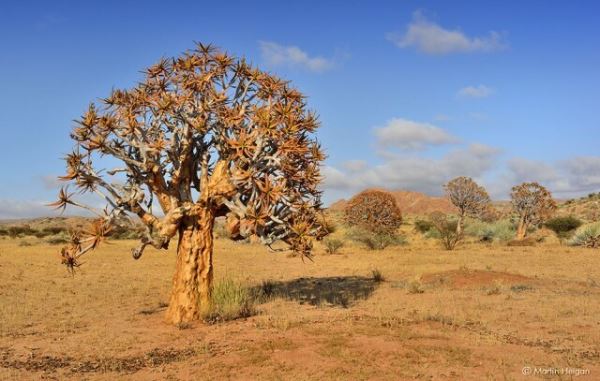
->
[164,208,215,324]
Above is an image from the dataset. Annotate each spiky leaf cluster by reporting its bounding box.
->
[53,43,325,268]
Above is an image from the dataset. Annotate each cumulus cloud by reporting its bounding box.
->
[322,143,499,198]
[374,118,459,150]
[486,156,600,199]
[259,41,334,72]
[457,85,494,98]
[387,12,507,55]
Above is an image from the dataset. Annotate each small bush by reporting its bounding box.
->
[407,279,425,294]
[569,223,600,248]
[323,238,344,254]
[42,226,66,236]
[429,213,462,250]
[203,278,255,323]
[108,225,144,240]
[350,229,405,250]
[544,216,582,241]
[8,225,35,238]
[0,228,7,236]
[372,269,385,283]
[46,236,69,245]
[414,219,434,234]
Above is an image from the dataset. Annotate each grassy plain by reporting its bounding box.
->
[1,223,599,380]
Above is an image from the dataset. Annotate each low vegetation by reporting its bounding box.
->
[428,212,462,250]
[569,222,600,248]
[202,278,256,323]
[544,215,582,242]
[323,237,344,254]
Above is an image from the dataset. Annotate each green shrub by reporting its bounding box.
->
[0,228,7,236]
[464,219,516,243]
[46,236,69,245]
[348,228,405,250]
[544,216,582,241]
[323,238,344,254]
[8,225,35,238]
[41,226,66,236]
[568,223,600,248]
[108,225,144,240]
[203,278,255,323]
[414,219,434,234]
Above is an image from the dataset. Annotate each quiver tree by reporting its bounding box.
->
[51,43,326,324]
[444,176,491,235]
[344,190,402,234]
[510,182,556,240]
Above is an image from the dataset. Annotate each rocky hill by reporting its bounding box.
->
[329,189,457,216]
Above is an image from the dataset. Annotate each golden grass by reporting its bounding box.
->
[1,232,600,380]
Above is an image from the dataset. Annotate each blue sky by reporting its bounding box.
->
[1,1,599,217]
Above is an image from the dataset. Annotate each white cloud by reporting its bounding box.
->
[342,160,368,172]
[323,143,499,199]
[486,156,600,199]
[387,12,507,55]
[0,199,55,219]
[374,118,459,150]
[259,41,334,72]
[457,85,494,98]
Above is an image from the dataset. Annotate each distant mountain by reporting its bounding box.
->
[329,189,457,215]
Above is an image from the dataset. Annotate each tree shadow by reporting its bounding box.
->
[254,276,379,308]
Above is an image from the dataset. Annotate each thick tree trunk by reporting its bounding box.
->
[516,217,527,240]
[164,207,215,325]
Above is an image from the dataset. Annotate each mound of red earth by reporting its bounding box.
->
[421,269,533,289]
[329,189,457,215]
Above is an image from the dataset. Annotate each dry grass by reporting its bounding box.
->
[1,231,600,380]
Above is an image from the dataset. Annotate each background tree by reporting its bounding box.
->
[344,190,402,234]
[510,182,557,240]
[444,176,491,235]
[428,211,462,250]
[52,43,326,325]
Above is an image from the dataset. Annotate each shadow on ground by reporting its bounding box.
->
[254,276,379,308]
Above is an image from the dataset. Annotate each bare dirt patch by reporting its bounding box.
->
[421,268,533,288]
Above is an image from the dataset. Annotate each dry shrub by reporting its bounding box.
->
[202,278,256,323]
[323,238,344,254]
[429,212,462,250]
[349,228,406,251]
[414,219,434,234]
[344,190,402,234]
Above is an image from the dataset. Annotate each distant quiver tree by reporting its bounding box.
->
[444,176,491,235]
[510,182,556,240]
